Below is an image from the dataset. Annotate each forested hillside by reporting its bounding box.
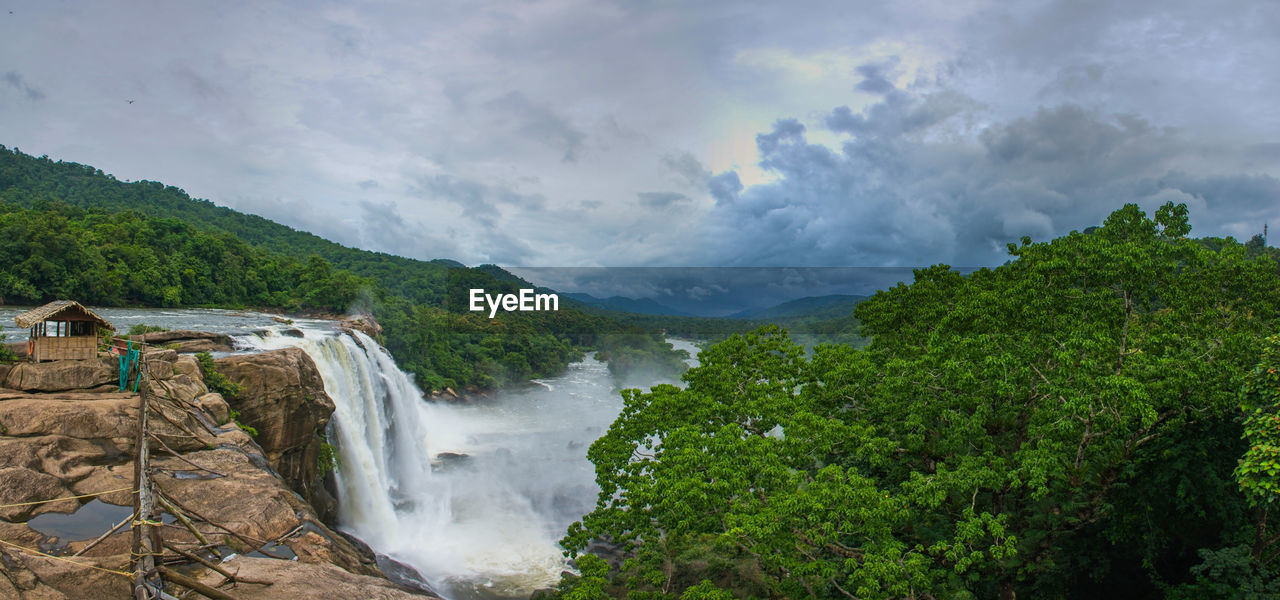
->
[0,146,680,390]
[556,204,1280,599]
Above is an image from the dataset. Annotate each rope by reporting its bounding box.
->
[0,537,132,578]
[0,487,136,509]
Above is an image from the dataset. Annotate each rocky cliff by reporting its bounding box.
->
[0,349,437,599]
[214,349,339,523]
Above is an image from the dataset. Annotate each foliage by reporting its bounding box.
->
[549,554,612,600]
[226,408,256,437]
[195,351,242,400]
[127,323,168,336]
[0,198,369,312]
[1238,336,1280,506]
[594,333,690,386]
[0,333,17,363]
[558,203,1280,599]
[97,326,114,352]
[317,441,339,478]
[1167,545,1280,600]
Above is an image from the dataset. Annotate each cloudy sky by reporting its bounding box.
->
[2,0,1277,269]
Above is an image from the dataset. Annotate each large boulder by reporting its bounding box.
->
[195,556,436,600]
[0,393,136,441]
[174,354,202,382]
[2,358,118,392]
[130,329,233,353]
[215,348,337,519]
[338,314,382,338]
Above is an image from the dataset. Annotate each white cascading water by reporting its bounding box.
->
[238,326,636,599]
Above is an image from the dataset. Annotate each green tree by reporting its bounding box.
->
[561,203,1280,599]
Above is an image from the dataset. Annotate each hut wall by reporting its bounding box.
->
[33,336,98,361]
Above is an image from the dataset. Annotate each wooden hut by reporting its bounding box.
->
[14,300,114,362]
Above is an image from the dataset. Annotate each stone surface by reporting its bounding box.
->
[195,392,230,425]
[132,330,228,343]
[2,358,117,393]
[130,330,233,353]
[215,348,336,519]
[174,354,202,382]
[337,314,382,338]
[0,519,128,599]
[0,395,136,441]
[196,557,437,600]
[0,346,434,599]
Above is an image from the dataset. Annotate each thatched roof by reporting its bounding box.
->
[14,300,114,330]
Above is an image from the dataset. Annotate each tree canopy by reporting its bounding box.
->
[558,203,1280,599]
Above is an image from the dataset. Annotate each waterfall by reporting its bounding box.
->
[238,327,579,599]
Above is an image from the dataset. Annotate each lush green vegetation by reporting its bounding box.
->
[0,146,691,389]
[595,334,692,387]
[0,333,17,363]
[195,351,242,400]
[127,323,169,336]
[613,307,867,352]
[556,204,1280,599]
[0,198,370,312]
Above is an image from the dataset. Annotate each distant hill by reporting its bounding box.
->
[0,146,468,304]
[0,145,697,391]
[730,294,868,320]
[562,293,693,317]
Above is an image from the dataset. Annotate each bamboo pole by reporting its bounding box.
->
[156,566,241,600]
[132,353,160,600]
[71,510,135,558]
[156,493,218,556]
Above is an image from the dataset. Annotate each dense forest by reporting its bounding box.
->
[0,146,684,389]
[553,204,1280,599]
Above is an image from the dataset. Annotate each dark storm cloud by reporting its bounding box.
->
[826,89,975,140]
[511,267,920,317]
[485,91,586,162]
[853,61,897,95]
[358,196,535,265]
[2,71,44,101]
[695,65,1280,267]
[707,171,742,205]
[660,152,710,188]
[637,191,690,208]
[413,174,547,228]
[358,199,459,260]
[981,105,1149,164]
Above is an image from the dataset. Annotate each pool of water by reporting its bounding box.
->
[26,499,133,542]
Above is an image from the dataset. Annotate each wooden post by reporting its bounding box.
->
[132,350,160,600]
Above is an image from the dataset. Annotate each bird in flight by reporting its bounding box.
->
[127,100,135,104]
